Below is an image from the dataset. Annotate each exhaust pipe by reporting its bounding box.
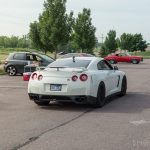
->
[75,97,85,103]
[33,95,39,101]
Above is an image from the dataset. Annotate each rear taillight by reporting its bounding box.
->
[38,75,43,81]
[72,75,78,82]
[32,73,37,80]
[80,74,88,81]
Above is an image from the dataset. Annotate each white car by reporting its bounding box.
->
[28,57,127,107]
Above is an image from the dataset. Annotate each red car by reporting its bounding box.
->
[104,53,143,64]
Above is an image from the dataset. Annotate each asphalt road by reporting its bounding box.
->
[0,60,150,150]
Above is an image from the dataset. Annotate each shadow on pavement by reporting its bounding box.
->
[98,93,150,114]
[37,102,93,112]
[36,93,150,114]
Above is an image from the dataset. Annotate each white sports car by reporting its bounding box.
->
[28,57,127,107]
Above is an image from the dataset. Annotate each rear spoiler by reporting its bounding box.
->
[48,67,87,72]
[74,67,88,73]
[49,67,67,71]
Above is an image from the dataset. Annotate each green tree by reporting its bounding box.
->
[29,0,74,59]
[29,21,44,51]
[131,34,147,52]
[18,35,30,48]
[119,33,133,50]
[118,33,147,52]
[9,36,19,48]
[99,44,109,57]
[104,30,117,53]
[73,8,96,54]
[57,41,78,53]
[0,36,6,48]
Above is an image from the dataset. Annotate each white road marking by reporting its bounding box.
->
[0,86,27,88]
[130,120,150,126]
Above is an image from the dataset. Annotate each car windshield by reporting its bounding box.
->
[48,59,91,68]
[38,54,54,62]
[118,53,131,56]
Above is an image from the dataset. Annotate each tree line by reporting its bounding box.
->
[0,35,30,48]
[100,30,148,56]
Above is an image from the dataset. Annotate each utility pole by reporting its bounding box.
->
[100,34,104,44]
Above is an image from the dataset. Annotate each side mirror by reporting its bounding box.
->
[114,66,118,70]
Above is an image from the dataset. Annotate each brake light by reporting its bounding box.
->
[32,73,37,80]
[72,75,78,82]
[80,74,88,81]
[38,75,43,81]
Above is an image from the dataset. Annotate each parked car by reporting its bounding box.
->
[104,53,143,64]
[4,52,54,76]
[23,65,46,81]
[59,53,95,59]
[28,57,127,107]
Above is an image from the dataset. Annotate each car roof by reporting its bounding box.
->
[64,53,93,55]
[60,53,95,58]
[58,56,103,61]
[11,51,44,55]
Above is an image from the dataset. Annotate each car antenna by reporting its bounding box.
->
[73,56,75,63]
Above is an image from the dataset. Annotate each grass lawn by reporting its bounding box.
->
[0,67,6,75]
[131,51,150,59]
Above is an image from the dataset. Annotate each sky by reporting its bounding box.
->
[0,0,150,42]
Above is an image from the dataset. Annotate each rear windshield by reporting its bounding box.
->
[48,59,91,68]
[60,53,94,58]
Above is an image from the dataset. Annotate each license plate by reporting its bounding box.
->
[50,84,62,91]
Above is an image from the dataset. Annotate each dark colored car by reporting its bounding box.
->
[104,53,143,64]
[4,52,54,76]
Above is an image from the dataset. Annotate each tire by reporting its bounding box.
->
[118,76,127,96]
[109,59,116,64]
[34,100,50,106]
[6,66,17,76]
[131,59,139,64]
[93,82,106,108]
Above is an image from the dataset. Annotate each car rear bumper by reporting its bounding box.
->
[28,93,96,104]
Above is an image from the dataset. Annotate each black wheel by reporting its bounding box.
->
[34,100,50,106]
[118,76,127,96]
[93,82,106,108]
[6,66,17,76]
[109,59,116,64]
[131,59,139,64]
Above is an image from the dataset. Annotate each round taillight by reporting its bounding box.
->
[32,73,37,80]
[38,75,43,81]
[72,75,78,82]
[80,74,88,81]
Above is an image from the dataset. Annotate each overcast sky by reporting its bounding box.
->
[0,0,150,42]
